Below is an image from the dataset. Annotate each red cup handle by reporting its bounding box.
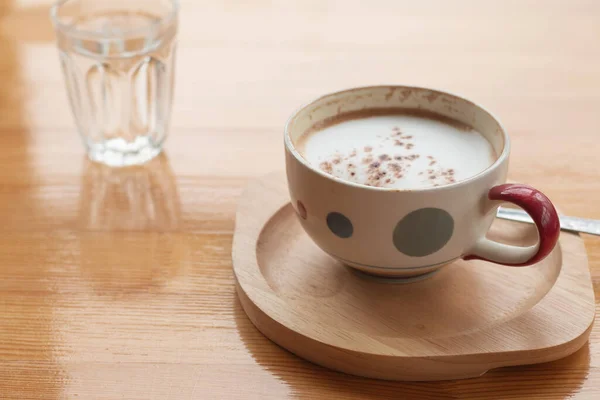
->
[463,184,560,266]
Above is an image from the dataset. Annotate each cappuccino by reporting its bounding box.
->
[296,111,496,190]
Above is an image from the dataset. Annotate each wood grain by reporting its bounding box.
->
[0,0,599,398]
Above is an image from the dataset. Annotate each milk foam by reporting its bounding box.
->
[297,114,496,190]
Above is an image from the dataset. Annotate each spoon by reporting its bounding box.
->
[496,207,600,236]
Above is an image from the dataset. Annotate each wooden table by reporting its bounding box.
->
[1,1,599,398]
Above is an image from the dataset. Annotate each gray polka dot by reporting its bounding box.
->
[327,212,353,238]
[393,208,454,257]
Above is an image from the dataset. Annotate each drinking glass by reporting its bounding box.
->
[51,0,179,167]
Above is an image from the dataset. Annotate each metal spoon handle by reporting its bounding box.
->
[496,207,600,236]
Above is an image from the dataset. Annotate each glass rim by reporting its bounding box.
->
[50,0,179,40]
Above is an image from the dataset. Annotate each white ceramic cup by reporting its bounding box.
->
[284,86,560,279]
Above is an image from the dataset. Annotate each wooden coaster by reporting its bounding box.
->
[232,172,595,381]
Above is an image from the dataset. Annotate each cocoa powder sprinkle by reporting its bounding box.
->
[312,126,460,189]
[319,161,333,174]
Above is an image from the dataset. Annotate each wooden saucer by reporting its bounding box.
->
[232,172,595,381]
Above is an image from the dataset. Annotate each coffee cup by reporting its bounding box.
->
[284,85,560,279]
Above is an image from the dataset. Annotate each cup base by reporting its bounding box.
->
[349,267,440,284]
[86,136,164,167]
[339,256,457,280]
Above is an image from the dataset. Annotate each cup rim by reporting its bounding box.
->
[50,0,179,40]
[284,85,511,193]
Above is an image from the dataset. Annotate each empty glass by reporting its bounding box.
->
[51,0,179,167]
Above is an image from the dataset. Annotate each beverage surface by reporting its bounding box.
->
[296,112,497,189]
